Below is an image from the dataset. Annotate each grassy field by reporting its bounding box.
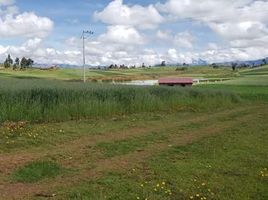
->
[0,77,241,123]
[0,66,235,81]
[0,65,267,199]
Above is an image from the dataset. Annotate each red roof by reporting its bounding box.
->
[159,78,193,84]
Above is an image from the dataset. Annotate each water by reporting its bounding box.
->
[113,80,158,86]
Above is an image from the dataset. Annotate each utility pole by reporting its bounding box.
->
[82,30,94,83]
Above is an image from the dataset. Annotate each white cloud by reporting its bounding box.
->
[157,0,268,48]
[99,25,145,45]
[0,0,53,38]
[0,0,14,6]
[156,30,171,41]
[156,0,268,62]
[156,30,195,49]
[94,0,164,29]
[0,12,53,38]
[174,32,195,49]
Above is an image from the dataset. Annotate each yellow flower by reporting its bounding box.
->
[140,184,144,187]
[162,182,166,185]
[156,184,160,187]
[190,196,194,199]
[196,194,200,197]
[137,197,140,200]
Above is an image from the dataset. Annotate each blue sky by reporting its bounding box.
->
[0,0,268,65]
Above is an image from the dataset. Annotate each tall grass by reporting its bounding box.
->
[0,78,240,122]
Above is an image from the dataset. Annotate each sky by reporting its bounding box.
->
[0,0,268,66]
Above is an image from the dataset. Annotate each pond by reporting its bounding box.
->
[113,80,159,86]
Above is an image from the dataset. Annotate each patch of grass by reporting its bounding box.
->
[60,105,268,200]
[148,112,268,200]
[65,172,175,200]
[0,77,240,123]
[0,66,234,81]
[12,161,63,183]
[197,84,268,101]
[96,132,168,158]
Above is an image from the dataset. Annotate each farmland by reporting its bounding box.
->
[0,66,235,81]
[0,66,268,200]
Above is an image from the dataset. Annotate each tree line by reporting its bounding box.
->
[3,54,34,70]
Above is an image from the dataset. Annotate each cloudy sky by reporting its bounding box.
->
[0,0,268,66]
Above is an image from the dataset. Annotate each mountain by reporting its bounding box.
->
[217,57,268,67]
[191,58,208,66]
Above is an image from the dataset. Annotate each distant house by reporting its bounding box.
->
[158,77,193,87]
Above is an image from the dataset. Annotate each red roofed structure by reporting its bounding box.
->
[158,77,193,87]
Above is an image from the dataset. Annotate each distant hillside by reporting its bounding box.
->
[217,57,268,67]
[32,57,268,69]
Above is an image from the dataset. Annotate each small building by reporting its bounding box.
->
[158,77,193,87]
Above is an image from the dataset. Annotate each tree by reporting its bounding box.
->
[15,57,20,66]
[210,63,219,69]
[20,57,28,69]
[13,57,20,70]
[161,61,166,67]
[142,63,146,68]
[27,58,34,67]
[262,59,267,66]
[232,63,237,71]
[4,54,13,68]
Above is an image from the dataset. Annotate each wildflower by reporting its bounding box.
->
[137,197,140,200]
[154,188,157,192]
[140,184,144,187]
[156,184,160,187]
[162,182,166,185]
[196,194,200,197]
[202,182,206,186]
[190,196,194,199]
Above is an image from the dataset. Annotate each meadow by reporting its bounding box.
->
[0,77,240,123]
[0,65,267,200]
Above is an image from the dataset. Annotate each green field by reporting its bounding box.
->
[0,66,267,200]
[0,66,235,81]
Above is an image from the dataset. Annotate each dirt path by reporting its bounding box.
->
[0,106,255,174]
[0,105,264,199]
